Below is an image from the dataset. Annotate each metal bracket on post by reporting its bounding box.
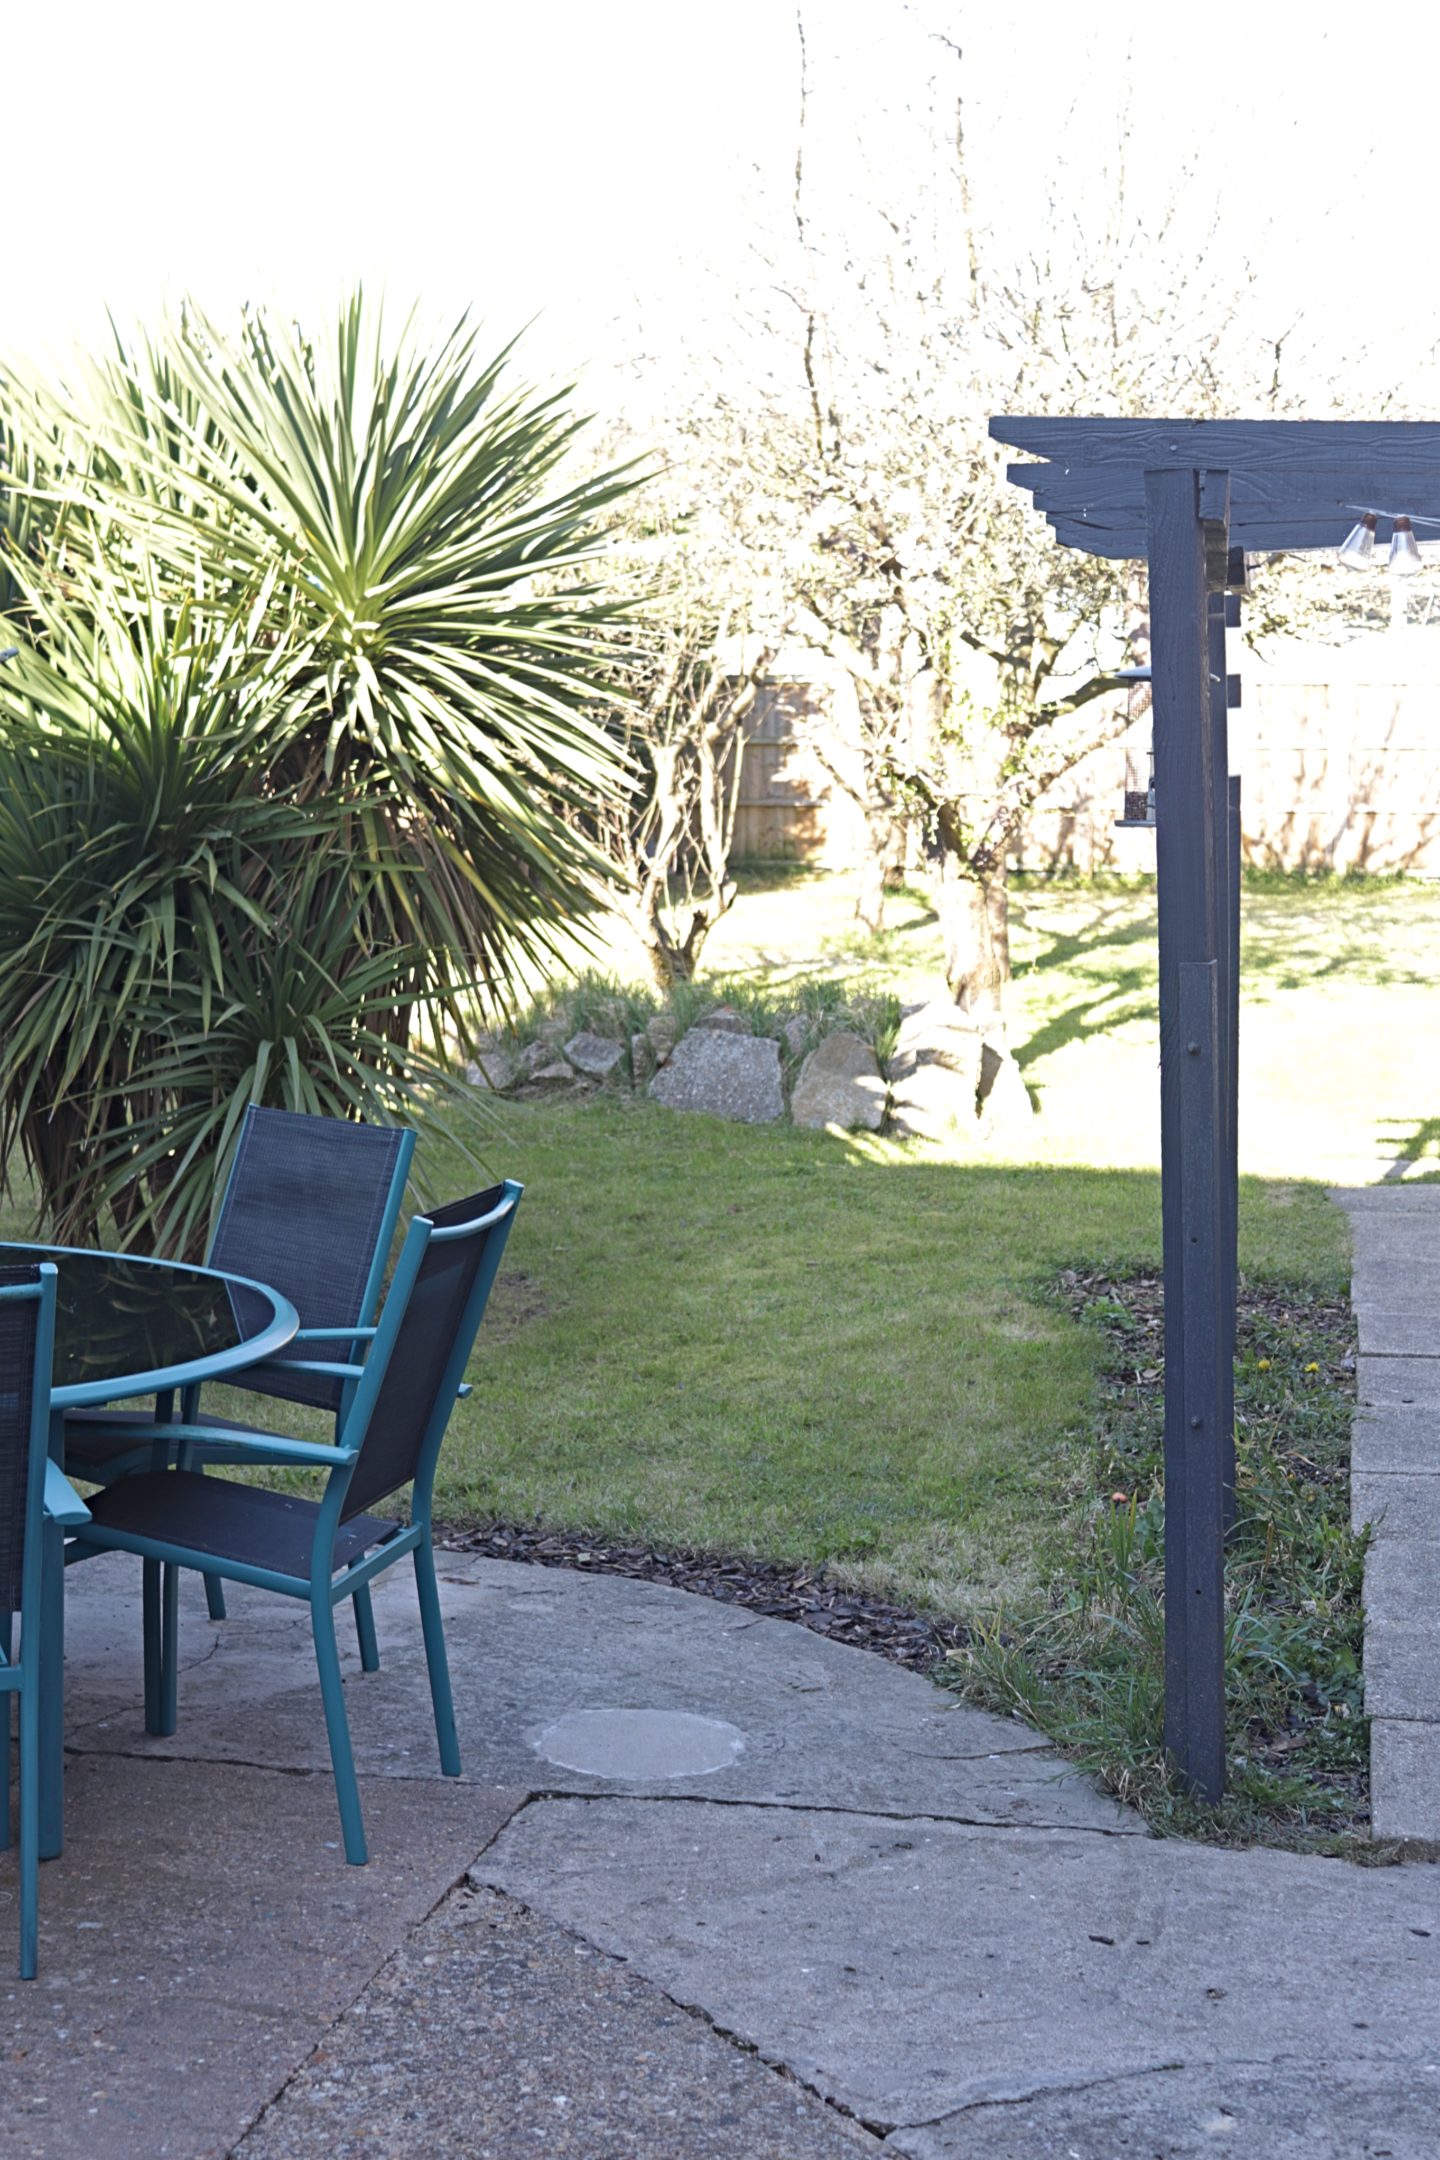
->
[1174,959,1227,1802]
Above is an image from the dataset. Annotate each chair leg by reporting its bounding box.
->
[413,1541,461,1778]
[142,1560,163,1735]
[1,1615,11,1854]
[159,1564,180,1738]
[18,1662,38,1979]
[353,1587,379,1673]
[204,1574,228,1622]
[311,1594,366,1864]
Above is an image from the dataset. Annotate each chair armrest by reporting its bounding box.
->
[457,1382,472,1400]
[154,1422,358,1469]
[291,1326,378,1344]
[260,1359,366,1383]
[44,1462,92,1526]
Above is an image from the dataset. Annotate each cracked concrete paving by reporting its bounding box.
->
[5,1543,1440,2154]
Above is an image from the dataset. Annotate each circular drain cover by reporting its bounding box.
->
[534,1708,745,1780]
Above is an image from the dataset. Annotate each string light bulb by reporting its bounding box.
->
[1337,513,1377,570]
[1389,516,1423,575]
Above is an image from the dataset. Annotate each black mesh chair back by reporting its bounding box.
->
[209,1107,412,1415]
[341,1185,518,1523]
[0,1267,43,1614]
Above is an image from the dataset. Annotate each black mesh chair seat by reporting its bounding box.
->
[85,1472,401,1580]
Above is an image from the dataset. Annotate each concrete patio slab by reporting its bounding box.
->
[62,1551,1137,1835]
[1357,1354,1440,1410]
[475,1797,1440,2135]
[234,1883,875,2160]
[0,1755,522,2160]
[1355,1309,1440,1357]
[1373,1719,1440,1845]
[18,1480,1440,2155]
[1334,1187,1440,1839]
[1351,1406,1440,1474]
[887,2058,1440,2159]
[1352,1470,1440,1542]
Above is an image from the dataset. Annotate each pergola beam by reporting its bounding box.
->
[994,415,1440,474]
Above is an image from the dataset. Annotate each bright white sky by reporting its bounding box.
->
[5,0,1438,408]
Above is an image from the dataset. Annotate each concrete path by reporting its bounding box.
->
[1334,1185,1440,1841]
[3,1547,1439,2157]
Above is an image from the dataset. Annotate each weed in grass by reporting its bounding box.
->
[945,1265,1380,1855]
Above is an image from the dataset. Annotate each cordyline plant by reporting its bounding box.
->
[0,292,640,1252]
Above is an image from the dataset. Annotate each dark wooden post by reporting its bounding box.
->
[1145,466,1228,1801]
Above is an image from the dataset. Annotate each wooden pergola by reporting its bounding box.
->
[995,418,1440,1799]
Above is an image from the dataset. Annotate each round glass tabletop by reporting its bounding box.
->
[0,1242,298,1406]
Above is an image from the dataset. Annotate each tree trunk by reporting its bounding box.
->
[939,855,1010,1018]
[854,809,907,936]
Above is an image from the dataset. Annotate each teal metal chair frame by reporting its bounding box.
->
[0,1264,84,1978]
[65,1108,415,1634]
[69,1183,520,1866]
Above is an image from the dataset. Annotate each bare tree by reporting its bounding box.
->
[612,13,1369,1014]
[601,611,773,989]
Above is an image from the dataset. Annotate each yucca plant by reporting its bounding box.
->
[0,293,641,1248]
[30,295,640,1008]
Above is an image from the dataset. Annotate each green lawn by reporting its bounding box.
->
[419,1100,1343,1618]
[27,869,1423,1623]
[410,866,1435,1615]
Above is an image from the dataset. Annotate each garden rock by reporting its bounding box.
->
[695,1003,748,1033]
[978,1040,1035,1129]
[782,1013,811,1058]
[790,1032,886,1131]
[520,1038,560,1078]
[887,999,984,1138]
[646,1013,679,1063]
[525,1059,578,1089]
[630,1031,656,1086]
[563,1031,627,1081]
[887,1061,980,1141]
[649,1028,784,1124]
[466,1047,520,1093]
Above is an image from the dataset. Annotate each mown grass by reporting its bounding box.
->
[410,1099,1345,1621]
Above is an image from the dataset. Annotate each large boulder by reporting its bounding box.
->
[564,1031,627,1081]
[790,1031,886,1131]
[887,999,985,1139]
[649,1028,784,1124]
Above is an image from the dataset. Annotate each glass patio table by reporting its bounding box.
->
[0,1241,299,1858]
